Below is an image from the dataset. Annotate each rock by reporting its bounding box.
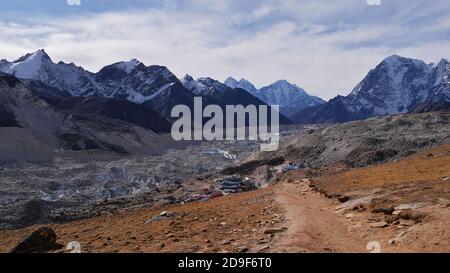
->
[338,196,350,203]
[335,196,374,214]
[394,203,425,211]
[160,211,175,217]
[370,221,388,228]
[389,230,408,245]
[238,246,249,253]
[220,222,227,226]
[264,227,287,234]
[10,227,63,253]
[65,241,81,253]
[345,213,355,219]
[257,245,270,252]
[392,210,402,215]
[221,240,231,245]
[145,211,176,224]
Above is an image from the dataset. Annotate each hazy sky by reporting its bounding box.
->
[1,0,449,100]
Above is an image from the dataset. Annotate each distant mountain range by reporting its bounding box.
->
[224,77,325,116]
[0,50,291,124]
[0,50,297,158]
[1,49,449,142]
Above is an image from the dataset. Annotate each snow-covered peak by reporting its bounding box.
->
[224,76,257,94]
[110,59,142,74]
[430,59,450,87]
[382,54,431,71]
[224,76,238,89]
[181,74,210,95]
[14,49,51,63]
[182,74,194,82]
[198,77,230,93]
[352,55,433,95]
[237,78,257,93]
[0,49,52,79]
[256,80,325,114]
[383,54,404,65]
[435,58,450,70]
[263,80,307,95]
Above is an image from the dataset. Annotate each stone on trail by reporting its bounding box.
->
[394,203,425,211]
[370,221,388,228]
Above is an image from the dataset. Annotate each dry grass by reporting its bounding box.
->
[313,144,450,205]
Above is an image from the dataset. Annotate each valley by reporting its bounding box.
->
[0,112,449,253]
[1,137,448,253]
[0,50,449,253]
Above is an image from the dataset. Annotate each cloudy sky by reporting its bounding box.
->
[1,0,449,100]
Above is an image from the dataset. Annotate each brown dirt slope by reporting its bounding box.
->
[0,188,280,253]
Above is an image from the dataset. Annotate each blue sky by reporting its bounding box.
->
[1,0,449,99]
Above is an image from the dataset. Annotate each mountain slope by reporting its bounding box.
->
[256,80,325,116]
[292,55,450,124]
[0,74,174,162]
[0,50,98,97]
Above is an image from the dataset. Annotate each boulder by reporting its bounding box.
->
[335,196,374,214]
[10,227,63,253]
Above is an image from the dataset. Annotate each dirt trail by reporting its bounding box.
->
[270,182,367,253]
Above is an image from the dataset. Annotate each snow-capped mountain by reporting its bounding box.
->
[224,77,258,94]
[426,59,450,102]
[0,49,98,96]
[0,72,172,160]
[95,60,178,103]
[3,50,448,126]
[256,80,325,116]
[292,55,450,124]
[224,77,325,116]
[0,50,193,120]
[0,50,180,104]
[182,75,229,96]
[182,74,209,95]
[346,55,433,115]
[182,75,292,124]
